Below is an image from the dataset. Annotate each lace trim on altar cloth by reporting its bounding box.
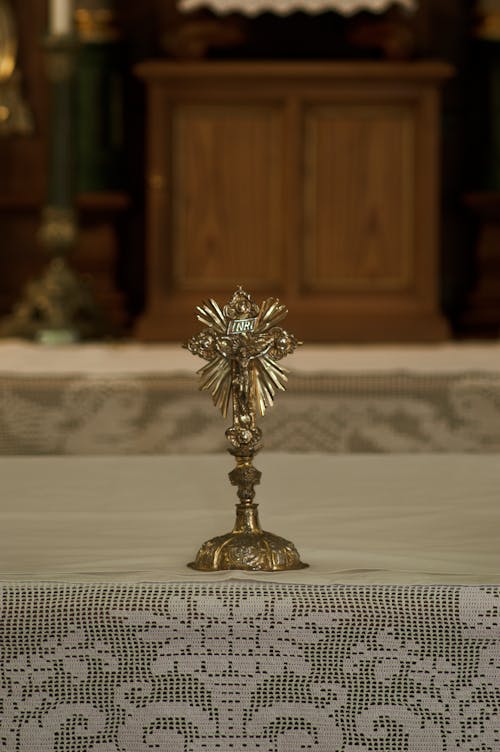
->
[0,583,499,751]
[0,372,499,454]
[177,0,417,17]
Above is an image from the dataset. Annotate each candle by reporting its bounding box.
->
[49,0,73,36]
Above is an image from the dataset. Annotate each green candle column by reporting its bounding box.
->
[75,5,125,192]
[41,34,78,254]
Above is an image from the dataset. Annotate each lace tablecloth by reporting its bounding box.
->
[177,0,416,17]
[1,342,500,454]
[1,582,499,752]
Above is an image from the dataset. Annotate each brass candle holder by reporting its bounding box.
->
[185,287,308,572]
[1,30,105,343]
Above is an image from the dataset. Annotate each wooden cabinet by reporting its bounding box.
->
[136,61,452,341]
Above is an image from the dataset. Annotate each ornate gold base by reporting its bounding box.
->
[189,503,308,572]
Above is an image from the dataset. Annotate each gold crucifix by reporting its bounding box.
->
[184,287,308,572]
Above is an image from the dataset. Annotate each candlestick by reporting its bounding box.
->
[1,16,106,342]
[185,287,308,572]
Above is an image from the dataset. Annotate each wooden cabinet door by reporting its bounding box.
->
[136,62,451,341]
[170,103,285,293]
[303,104,414,295]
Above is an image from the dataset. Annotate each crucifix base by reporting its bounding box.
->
[188,502,308,572]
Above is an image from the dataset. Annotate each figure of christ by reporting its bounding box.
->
[185,287,301,454]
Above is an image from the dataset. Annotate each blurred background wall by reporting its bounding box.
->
[0,0,497,340]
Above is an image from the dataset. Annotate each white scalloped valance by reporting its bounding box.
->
[177,0,416,16]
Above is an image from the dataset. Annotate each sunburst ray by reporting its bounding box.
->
[256,297,288,332]
[196,299,227,333]
[253,355,289,415]
[198,355,232,416]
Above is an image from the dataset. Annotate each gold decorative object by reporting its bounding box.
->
[475,1,500,39]
[477,11,500,40]
[0,256,106,344]
[75,8,120,43]
[0,0,33,135]
[185,287,308,572]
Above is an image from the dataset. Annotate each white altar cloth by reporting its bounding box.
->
[1,341,500,454]
[2,340,500,376]
[1,453,499,584]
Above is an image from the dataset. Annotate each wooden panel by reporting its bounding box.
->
[0,211,44,315]
[171,104,284,291]
[303,104,414,293]
[460,193,500,336]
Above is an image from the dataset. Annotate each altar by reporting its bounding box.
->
[1,453,499,750]
[1,335,500,751]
